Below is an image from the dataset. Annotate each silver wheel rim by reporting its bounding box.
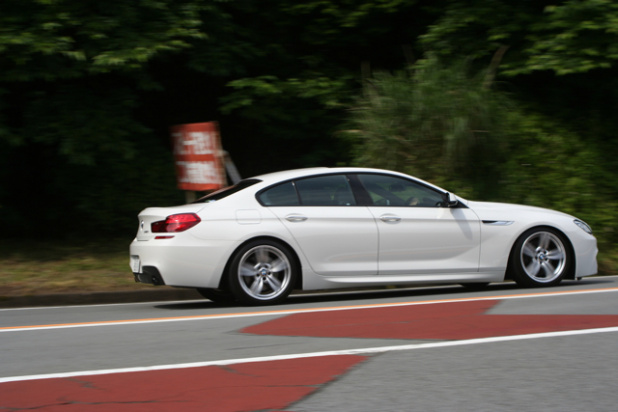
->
[237,245,291,301]
[520,231,566,283]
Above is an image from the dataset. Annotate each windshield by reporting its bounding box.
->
[194,179,261,203]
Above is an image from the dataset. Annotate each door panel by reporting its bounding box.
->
[268,207,378,276]
[258,174,378,276]
[354,173,481,275]
[369,207,481,274]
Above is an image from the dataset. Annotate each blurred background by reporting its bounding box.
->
[1,0,616,280]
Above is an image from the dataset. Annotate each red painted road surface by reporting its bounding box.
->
[0,356,367,412]
[242,300,618,340]
[3,299,618,411]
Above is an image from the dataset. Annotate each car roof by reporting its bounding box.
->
[249,167,439,188]
[250,167,331,184]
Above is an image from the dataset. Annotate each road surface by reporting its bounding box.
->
[2,277,618,411]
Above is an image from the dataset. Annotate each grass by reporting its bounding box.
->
[0,238,154,297]
[0,238,616,298]
[599,246,618,277]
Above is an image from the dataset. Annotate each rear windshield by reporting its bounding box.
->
[194,179,261,203]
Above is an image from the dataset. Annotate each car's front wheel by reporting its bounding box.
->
[228,239,298,305]
[510,227,572,287]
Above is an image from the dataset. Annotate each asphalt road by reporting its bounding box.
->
[2,277,618,411]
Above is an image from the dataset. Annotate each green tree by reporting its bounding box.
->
[421,0,618,75]
[0,0,205,82]
[214,0,431,172]
[0,0,214,235]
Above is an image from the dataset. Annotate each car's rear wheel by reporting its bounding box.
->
[510,227,571,287]
[228,239,298,305]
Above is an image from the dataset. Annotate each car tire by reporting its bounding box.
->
[228,239,298,305]
[196,288,236,304]
[510,227,572,287]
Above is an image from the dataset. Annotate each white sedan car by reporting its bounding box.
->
[130,167,597,305]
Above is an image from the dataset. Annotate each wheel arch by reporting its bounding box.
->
[217,235,304,291]
[505,225,576,281]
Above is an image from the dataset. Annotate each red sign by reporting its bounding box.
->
[171,122,226,191]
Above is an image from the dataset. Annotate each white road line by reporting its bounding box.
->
[1,326,617,383]
[2,287,617,333]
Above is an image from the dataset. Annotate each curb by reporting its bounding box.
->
[0,286,396,309]
[0,288,204,309]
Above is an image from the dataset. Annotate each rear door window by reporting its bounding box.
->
[295,175,356,206]
[258,181,300,206]
[258,174,357,206]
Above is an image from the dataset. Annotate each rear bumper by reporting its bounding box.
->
[129,236,235,289]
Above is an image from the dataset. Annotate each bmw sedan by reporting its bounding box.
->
[130,167,598,305]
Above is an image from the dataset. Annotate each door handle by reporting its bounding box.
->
[285,214,308,222]
[380,214,401,223]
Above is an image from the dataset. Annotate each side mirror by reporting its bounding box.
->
[443,192,458,208]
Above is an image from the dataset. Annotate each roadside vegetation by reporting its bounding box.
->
[1,1,617,296]
[0,239,153,297]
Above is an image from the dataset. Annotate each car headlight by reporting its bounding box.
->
[574,219,593,234]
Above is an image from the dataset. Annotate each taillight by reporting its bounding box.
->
[151,213,201,233]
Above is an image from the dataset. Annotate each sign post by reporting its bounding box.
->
[171,122,226,202]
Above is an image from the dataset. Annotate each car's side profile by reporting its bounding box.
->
[130,167,598,305]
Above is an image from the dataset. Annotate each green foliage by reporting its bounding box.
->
[346,56,510,195]
[284,0,416,31]
[0,0,615,279]
[510,0,618,75]
[345,55,618,254]
[421,0,618,76]
[420,0,547,60]
[499,112,605,213]
[218,73,355,172]
[214,0,429,142]
[499,110,618,254]
[0,0,220,236]
[0,0,206,81]
[19,84,146,165]
[0,238,149,295]
[222,75,353,113]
